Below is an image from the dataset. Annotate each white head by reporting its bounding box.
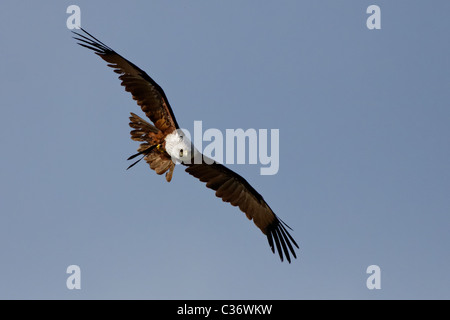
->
[165,129,198,164]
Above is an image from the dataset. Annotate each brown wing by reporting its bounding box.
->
[184,157,299,263]
[73,28,179,135]
[128,113,175,182]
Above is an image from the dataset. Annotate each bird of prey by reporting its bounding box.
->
[73,28,299,263]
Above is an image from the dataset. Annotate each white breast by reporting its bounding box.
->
[165,129,200,164]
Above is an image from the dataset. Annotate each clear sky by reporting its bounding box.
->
[0,1,449,299]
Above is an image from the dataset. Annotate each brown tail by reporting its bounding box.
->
[128,113,175,182]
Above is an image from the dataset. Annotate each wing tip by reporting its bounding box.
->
[72,28,113,55]
[266,217,299,263]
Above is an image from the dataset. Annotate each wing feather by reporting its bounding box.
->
[73,28,179,134]
[184,157,299,263]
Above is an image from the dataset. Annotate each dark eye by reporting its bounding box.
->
[179,149,184,157]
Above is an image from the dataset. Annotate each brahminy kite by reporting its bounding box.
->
[73,28,299,263]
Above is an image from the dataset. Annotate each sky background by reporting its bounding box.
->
[1,1,449,299]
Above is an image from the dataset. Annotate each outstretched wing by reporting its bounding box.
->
[184,158,299,263]
[73,28,179,135]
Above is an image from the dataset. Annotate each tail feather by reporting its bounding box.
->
[129,112,160,142]
[128,112,175,182]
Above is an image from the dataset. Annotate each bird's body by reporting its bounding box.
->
[73,28,299,262]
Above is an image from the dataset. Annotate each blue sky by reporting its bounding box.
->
[0,1,449,299]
